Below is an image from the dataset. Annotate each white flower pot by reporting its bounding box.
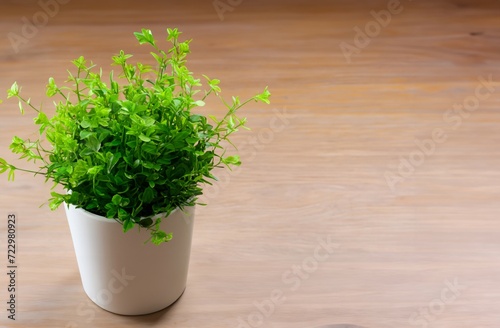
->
[64,204,195,315]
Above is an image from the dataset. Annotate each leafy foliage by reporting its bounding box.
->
[0,28,270,244]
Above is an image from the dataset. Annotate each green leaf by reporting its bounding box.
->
[87,165,103,175]
[139,134,151,142]
[208,115,219,124]
[107,153,121,173]
[228,115,235,129]
[150,51,163,64]
[123,219,134,232]
[46,77,58,97]
[7,167,15,181]
[192,100,205,107]
[112,194,123,206]
[142,187,154,203]
[203,75,222,93]
[48,192,65,211]
[80,119,91,129]
[106,207,117,219]
[232,96,240,107]
[34,111,49,125]
[71,56,86,69]
[143,117,155,127]
[189,114,203,122]
[18,100,24,114]
[139,217,153,228]
[186,137,198,144]
[167,28,180,41]
[255,86,271,104]
[151,230,173,245]
[134,28,156,47]
[7,82,19,98]
[120,197,130,207]
[223,155,241,166]
[0,158,9,174]
[86,136,101,152]
[118,208,128,220]
[105,139,122,147]
[9,136,26,155]
[79,130,94,139]
[112,50,133,66]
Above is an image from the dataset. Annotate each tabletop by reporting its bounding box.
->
[0,0,499,327]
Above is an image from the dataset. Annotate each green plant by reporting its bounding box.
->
[0,28,270,244]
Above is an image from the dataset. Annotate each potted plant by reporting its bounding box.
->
[0,28,270,315]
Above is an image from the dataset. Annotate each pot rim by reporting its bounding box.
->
[65,203,184,224]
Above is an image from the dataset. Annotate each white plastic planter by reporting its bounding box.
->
[65,204,195,315]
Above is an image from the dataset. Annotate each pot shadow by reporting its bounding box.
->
[115,288,186,324]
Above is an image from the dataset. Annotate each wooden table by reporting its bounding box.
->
[1,0,499,327]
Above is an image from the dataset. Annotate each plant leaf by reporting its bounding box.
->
[86,136,101,152]
[112,194,123,206]
[142,187,154,203]
[151,230,173,245]
[7,82,19,98]
[123,219,134,232]
[0,158,9,174]
[255,86,271,104]
[223,155,241,166]
[134,28,156,47]
[139,134,151,142]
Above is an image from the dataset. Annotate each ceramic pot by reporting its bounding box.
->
[65,204,195,315]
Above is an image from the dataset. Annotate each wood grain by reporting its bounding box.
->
[1,0,500,327]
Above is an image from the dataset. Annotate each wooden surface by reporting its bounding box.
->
[1,0,500,327]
